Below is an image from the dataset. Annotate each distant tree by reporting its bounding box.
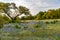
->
[35,11,44,20]
[46,9,57,19]
[56,8,60,18]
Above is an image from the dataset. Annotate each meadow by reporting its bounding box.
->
[0,19,60,40]
[0,1,60,40]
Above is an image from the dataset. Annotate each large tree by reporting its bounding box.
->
[0,2,31,22]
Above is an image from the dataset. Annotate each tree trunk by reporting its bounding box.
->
[3,9,21,23]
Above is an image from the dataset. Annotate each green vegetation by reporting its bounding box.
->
[0,20,60,40]
[0,2,60,40]
[21,9,60,20]
[34,24,41,28]
[0,2,31,23]
[0,2,60,21]
[15,25,21,29]
[45,21,50,24]
[0,24,3,28]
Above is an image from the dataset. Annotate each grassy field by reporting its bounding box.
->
[0,19,60,40]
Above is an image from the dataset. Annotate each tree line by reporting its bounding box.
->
[21,8,60,20]
[0,2,60,21]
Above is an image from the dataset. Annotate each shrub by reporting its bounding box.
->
[0,24,3,29]
[54,20,58,23]
[50,20,58,24]
[50,21,55,24]
[15,25,21,29]
[45,21,49,24]
[34,24,41,28]
[24,27,28,30]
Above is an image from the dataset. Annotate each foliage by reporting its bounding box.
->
[20,8,60,20]
[35,11,44,20]
[45,20,58,24]
[0,24,3,28]
[0,2,31,22]
[35,9,60,19]
[45,21,50,24]
[0,2,60,21]
[20,15,34,20]
[15,25,21,29]
[34,24,41,28]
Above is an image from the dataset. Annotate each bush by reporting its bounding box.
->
[15,25,21,29]
[45,21,50,24]
[0,24,3,29]
[50,21,55,24]
[54,20,58,23]
[34,24,41,28]
[50,20,58,24]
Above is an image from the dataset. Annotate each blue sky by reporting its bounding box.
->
[0,0,60,15]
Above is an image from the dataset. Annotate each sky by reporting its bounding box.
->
[0,0,60,15]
